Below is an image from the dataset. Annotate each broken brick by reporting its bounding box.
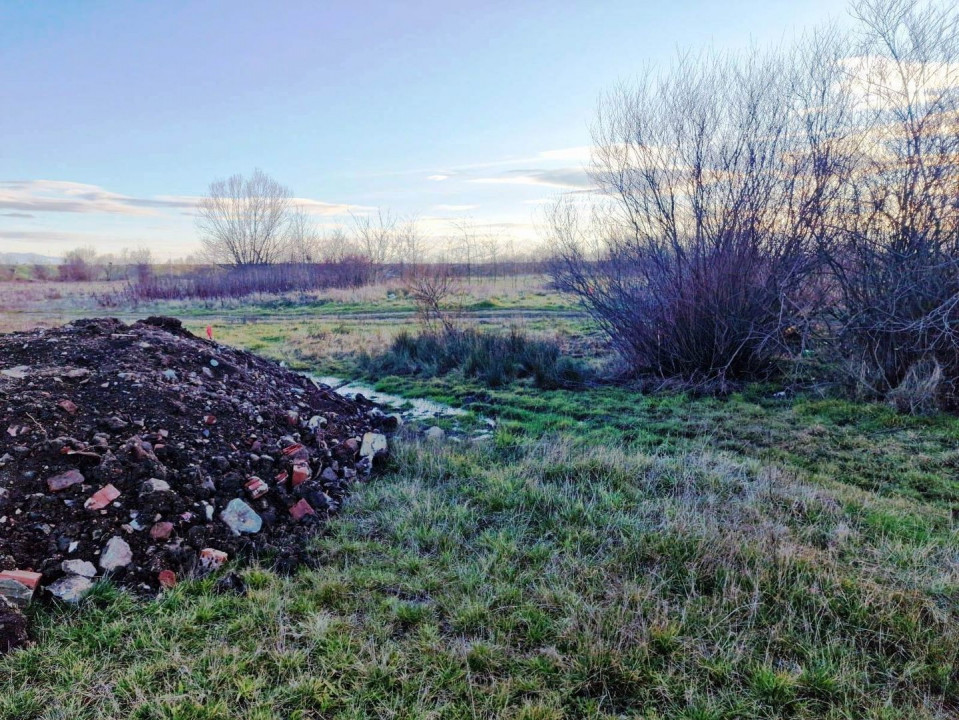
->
[84,484,121,511]
[291,462,310,487]
[289,499,315,521]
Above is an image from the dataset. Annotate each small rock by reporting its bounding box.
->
[47,575,94,604]
[99,536,133,571]
[0,366,29,380]
[61,559,97,578]
[158,570,177,589]
[213,571,247,595]
[424,426,445,441]
[220,498,262,535]
[0,597,29,653]
[57,399,78,415]
[141,478,170,494]
[46,469,84,492]
[149,522,174,540]
[199,548,228,571]
[360,432,388,460]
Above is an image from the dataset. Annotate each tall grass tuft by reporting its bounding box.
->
[359,328,589,389]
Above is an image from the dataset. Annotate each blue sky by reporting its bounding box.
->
[0,0,847,259]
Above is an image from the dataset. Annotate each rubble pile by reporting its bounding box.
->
[0,316,392,646]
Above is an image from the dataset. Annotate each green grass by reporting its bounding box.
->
[3,427,956,718]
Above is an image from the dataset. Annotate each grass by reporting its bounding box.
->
[357,328,591,389]
[2,427,956,718]
[1,282,957,717]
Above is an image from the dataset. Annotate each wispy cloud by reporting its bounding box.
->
[0,212,34,218]
[0,180,365,219]
[432,203,478,212]
[470,167,592,189]
[0,180,198,216]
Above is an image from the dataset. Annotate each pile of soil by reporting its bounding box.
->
[0,317,393,602]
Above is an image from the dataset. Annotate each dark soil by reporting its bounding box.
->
[0,316,393,596]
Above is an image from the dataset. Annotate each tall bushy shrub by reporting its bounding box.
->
[549,0,959,408]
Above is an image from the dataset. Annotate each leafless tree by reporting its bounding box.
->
[196,169,293,267]
[286,206,321,263]
[351,209,399,272]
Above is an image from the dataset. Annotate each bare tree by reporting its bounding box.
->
[351,209,399,271]
[196,169,293,267]
[286,206,321,263]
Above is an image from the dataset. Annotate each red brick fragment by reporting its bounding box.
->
[291,462,310,487]
[0,569,42,590]
[244,477,269,500]
[289,499,315,521]
[84,484,120,510]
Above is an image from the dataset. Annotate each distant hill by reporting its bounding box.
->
[0,252,61,265]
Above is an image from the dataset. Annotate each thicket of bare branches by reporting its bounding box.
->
[549,0,959,407]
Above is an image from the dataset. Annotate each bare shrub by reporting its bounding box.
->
[822,0,959,406]
[406,267,462,335]
[549,41,846,385]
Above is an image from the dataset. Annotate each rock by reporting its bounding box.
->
[213,571,247,595]
[84,484,121,511]
[0,366,29,380]
[220,499,262,535]
[149,522,174,540]
[47,575,94,603]
[158,570,177,589]
[360,432,387,460]
[0,577,35,608]
[199,548,228,571]
[424,426,445,441]
[61,559,97,578]
[57,399,78,415]
[307,415,327,430]
[0,597,29,654]
[99,536,133,571]
[46,469,84,492]
[140,478,170,494]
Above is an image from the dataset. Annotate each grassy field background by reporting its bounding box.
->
[0,276,957,718]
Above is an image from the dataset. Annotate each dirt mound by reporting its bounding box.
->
[0,317,393,600]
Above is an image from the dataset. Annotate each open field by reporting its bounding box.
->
[1,277,957,718]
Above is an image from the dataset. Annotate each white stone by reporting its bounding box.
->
[61,559,97,578]
[48,575,94,603]
[100,536,133,571]
[360,432,388,460]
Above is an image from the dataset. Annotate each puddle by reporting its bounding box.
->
[308,375,469,421]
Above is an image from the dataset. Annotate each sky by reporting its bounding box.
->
[0,0,849,260]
